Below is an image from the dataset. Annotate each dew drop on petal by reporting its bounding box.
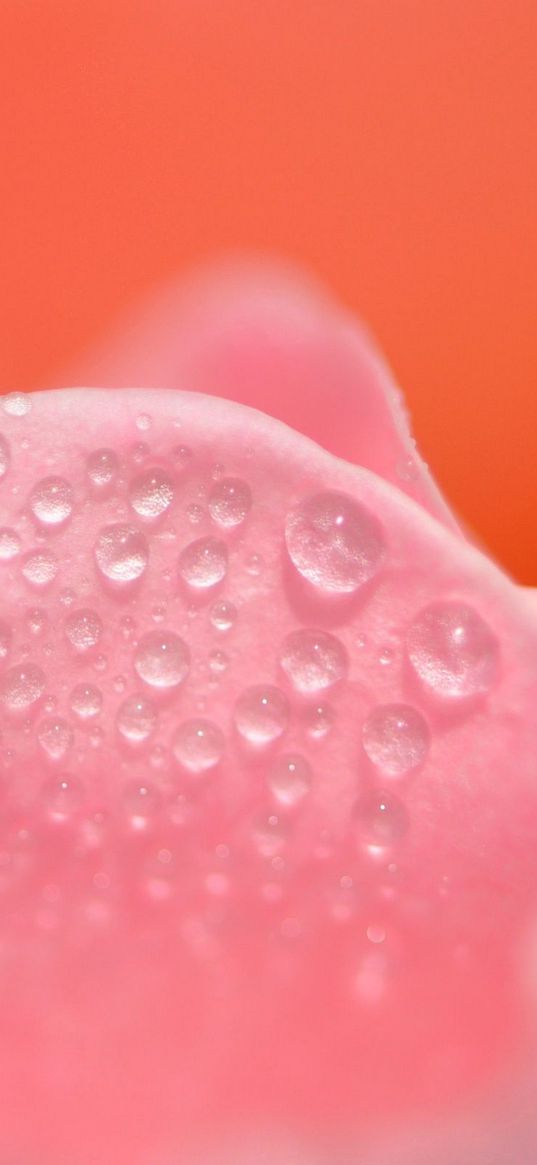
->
[179,537,228,590]
[172,718,225,774]
[69,683,102,720]
[65,608,103,651]
[268,753,311,808]
[21,548,59,588]
[36,717,74,762]
[30,476,73,527]
[406,600,499,700]
[358,791,409,849]
[41,774,83,823]
[279,627,347,693]
[2,393,31,417]
[116,693,157,744]
[362,703,430,777]
[0,527,21,560]
[209,599,237,632]
[234,685,289,746]
[0,434,10,479]
[0,621,11,662]
[285,490,384,594]
[129,467,174,519]
[0,663,46,715]
[134,630,190,690]
[86,448,119,492]
[94,523,149,584]
[304,702,335,740]
[208,476,252,528]
[121,782,160,830]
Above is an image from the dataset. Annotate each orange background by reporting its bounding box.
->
[1,0,536,581]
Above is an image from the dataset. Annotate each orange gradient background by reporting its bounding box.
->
[1,0,536,581]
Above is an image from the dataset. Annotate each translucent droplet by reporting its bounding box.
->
[136,412,152,432]
[129,467,174,519]
[94,523,149,584]
[358,791,409,848]
[134,630,190,689]
[179,536,228,590]
[36,717,73,762]
[285,490,384,594]
[362,703,430,777]
[41,774,83,823]
[86,448,119,492]
[69,683,102,720]
[208,477,252,528]
[304,702,335,739]
[116,693,157,744]
[27,607,47,635]
[209,599,237,632]
[0,663,46,715]
[121,782,160,830]
[406,601,499,700]
[234,685,289,746]
[252,812,287,858]
[0,434,10,479]
[29,475,73,527]
[0,527,20,560]
[65,608,103,651]
[21,547,58,588]
[2,393,31,417]
[280,627,347,694]
[172,718,225,773]
[268,753,311,808]
[208,649,228,673]
[0,621,11,662]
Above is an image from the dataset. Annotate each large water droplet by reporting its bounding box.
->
[0,527,20,560]
[406,600,499,700]
[0,621,11,662]
[0,663,46,715]
[268,753,311,808]
[234,685,289,746]
[95,523,149,584]
[208,477,252,528]
[29,475,73,527]
[0,434,10,479]
[279,627,348,693]
[21,548,59,588]
[172,718,225,773]
[36,717,74,762]
[285,490,384,594]
[358,791,409,848]
[65,608,103,651]
[69,683,102,719]
[116,693,157,744]
[179,536,228,590]
[86,448,119,492]
[362,703,430,777]
[134,630,190,689]
[129,467,174,519]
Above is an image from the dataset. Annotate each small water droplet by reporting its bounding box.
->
[406,600,499,700]
[134,630,190,689]
[172,718,224,773]
[70,683,102,719]
[285,490,384,594]
[209,599,237,632]
[0,434,10,479]
[252,812,287,858]
[29,476,73,527]
[129,466,174,519]
[86,448,119,492]
[304,702,335,740]
[358,791,409,849]
[245,552,263,576]
[0,663,45,715]
[65,608,103,651]
[21,548,58,588]
[234,685,289,746]
[36,717,73,762]
[268,753,311,808]
[0,621,11,661]
[0,527,20,560]
[208,476,251,528]
[280,627,347,693]
[136,412,152,432]
[27,607,47,635]
[116,693,157,744]
[172,444,192,470]
[121,781,160,830]
[186,503,204,524]
[208,649,228,673]
[41,774,83,823]
[94,523,149,584]
[362,703,430,777]
[179,536,228,590]
[2,393,31,417]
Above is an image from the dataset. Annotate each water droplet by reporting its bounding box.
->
[179,536,228,590]
[134,630,190,690]
[0,621,11,661]
[208,476,251,528]
[27,607,47,635]
[2,393,30,417]
[358,791,409,848]
[0,434,10,479]
[304,702,335,739]
[121,782,160,830]
[29,476,73,527]
[70,683,102,719]
[234,685,289,746]
[94,523,149,584]
[245,552,263,576]
[186,503,204,524]
[172,718,224,773]
[86,448,119,492]
[172,444,192,470]
[21,548,58,588]
[208,649,228,673]
[65,608,103,651]
[285,490,384,594]
[36,717,73,762]
[116,693,157,744]
[253,812,287,858]
[41,774,83,823]
[129,467,174,519]
[136,412,152,432]
[209,599,237,632]
[0,663,45,715]
[0,527,20,560]
[362,703,430,777]
[280,628,347,693]
[268,753,311,808]
[406,600,499,700]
